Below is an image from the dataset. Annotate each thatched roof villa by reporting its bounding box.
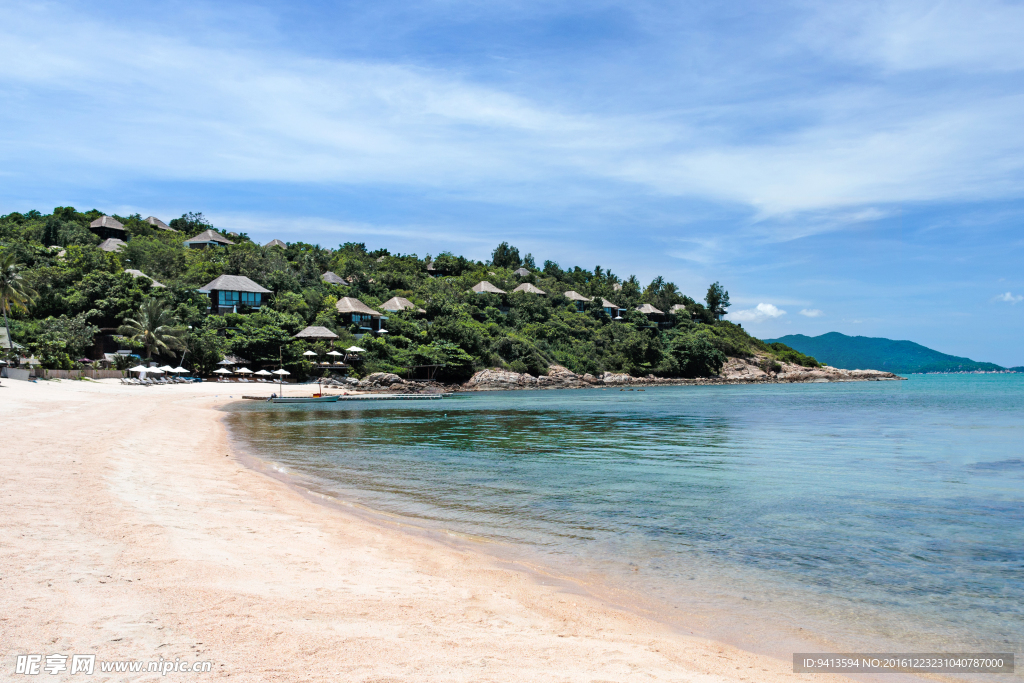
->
[513,283,545,294]
[124,269,166,288]
[184,229,235,249]
[472,281,506,294]
[563,290,591,311]
[199,274,271,314]
[381,297,426,314]
[636,303,663,314]
[513,267,531,277]
[600,298,621,317]
[294,325,339,340]
[264,239,287,249]
[145,216,175,231]
[336,297,385,332]
[89,215,126,240]
[321,271,345,285]
[98,238,126,252]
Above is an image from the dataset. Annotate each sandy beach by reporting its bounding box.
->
[0,377,856,682]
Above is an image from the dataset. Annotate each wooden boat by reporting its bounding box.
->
[267,395,340,404]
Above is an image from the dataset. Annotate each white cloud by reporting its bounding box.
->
[799,308,824,317]
[2,1,1024,222]
[730,303,787,322]
[994,292,1023,304]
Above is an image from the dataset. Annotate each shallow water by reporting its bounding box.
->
[225,375,1023,661]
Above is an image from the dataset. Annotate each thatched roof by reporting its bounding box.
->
[600,298,619,309]
[637,303,664,315]
[98,238,126,252]
[425,261,436,271]
[612,282,622,291]
[199,274,271,293]
[184,229,234,246]
[381,296,426,313]
[670,304,689,313]
[513,267,531,277]
[90,215,125,231]
[472,281,506,294]
[513,283,545,294]
[563,290,591,302]
[294,325,339,340]
[264,239,287,249]
[124,269,166,288]
[145,216,175,231]
[321,271,345,285]
[335,297,382,316]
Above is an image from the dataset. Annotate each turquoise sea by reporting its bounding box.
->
[225,375,1023,662]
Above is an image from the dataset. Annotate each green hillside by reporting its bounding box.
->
[765,332,1004,374]
[1,206,817,380]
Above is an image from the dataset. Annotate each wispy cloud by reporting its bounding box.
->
[729,303,787,322]
[799,308,824,317]
[2,1,1024,221]
[994,292,1023,304]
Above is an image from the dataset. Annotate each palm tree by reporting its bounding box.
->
[0,251,37,356]
[117,299,186,359]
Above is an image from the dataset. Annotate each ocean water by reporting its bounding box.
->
[224,375,1023,662]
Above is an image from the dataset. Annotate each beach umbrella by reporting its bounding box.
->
[170,367,188,374]
[213,368,233,375]
[217,358,235,366]
[346,346,365,353]
[377,328,389,334]
[272,369,291,376]
[128,365,149,373]
[235,367,253,374]
[146,367,165,375]
[327,350,343,356]
[254,369,272,376]
[158,365,175,372]
[302,350,318,357]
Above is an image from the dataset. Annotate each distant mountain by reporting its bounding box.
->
[763,332,1006,374]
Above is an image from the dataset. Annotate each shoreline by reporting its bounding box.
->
[2,377,917,682]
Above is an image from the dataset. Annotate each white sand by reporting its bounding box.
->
[0,378,854,682]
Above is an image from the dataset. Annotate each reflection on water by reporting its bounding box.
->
[226,377,1024,657]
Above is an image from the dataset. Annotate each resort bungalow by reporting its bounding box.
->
[563,290,591,312]
[472,281,506,294]
[669,304,691,319]
[636,303,665,324]
[513,283,545,294]
[124,269,166,288]
[513,267,531,277]
[264,239,287,249]
[89,215,127,241]
[145,216,176,231]
[98,238,126,252]
[321,271,345,285]
[600,298,621,318]
[381,296,426,314]
[336,297,385,332]
[183,230,235,249]
[199,274,271,314]
[294,325,339,341]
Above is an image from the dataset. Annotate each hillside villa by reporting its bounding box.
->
[199,274,272,314]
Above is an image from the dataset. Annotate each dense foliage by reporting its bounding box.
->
[1,207,816,379]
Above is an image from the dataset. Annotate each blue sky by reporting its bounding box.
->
[2,0,1023,365]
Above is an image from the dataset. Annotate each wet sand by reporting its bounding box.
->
[0,377,857,682]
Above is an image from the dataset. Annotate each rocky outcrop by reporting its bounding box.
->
[720,358,769,381]
[358,372,403,388]
[464,365,588,391]
[464,369,525,390]
[460,358,902,391]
